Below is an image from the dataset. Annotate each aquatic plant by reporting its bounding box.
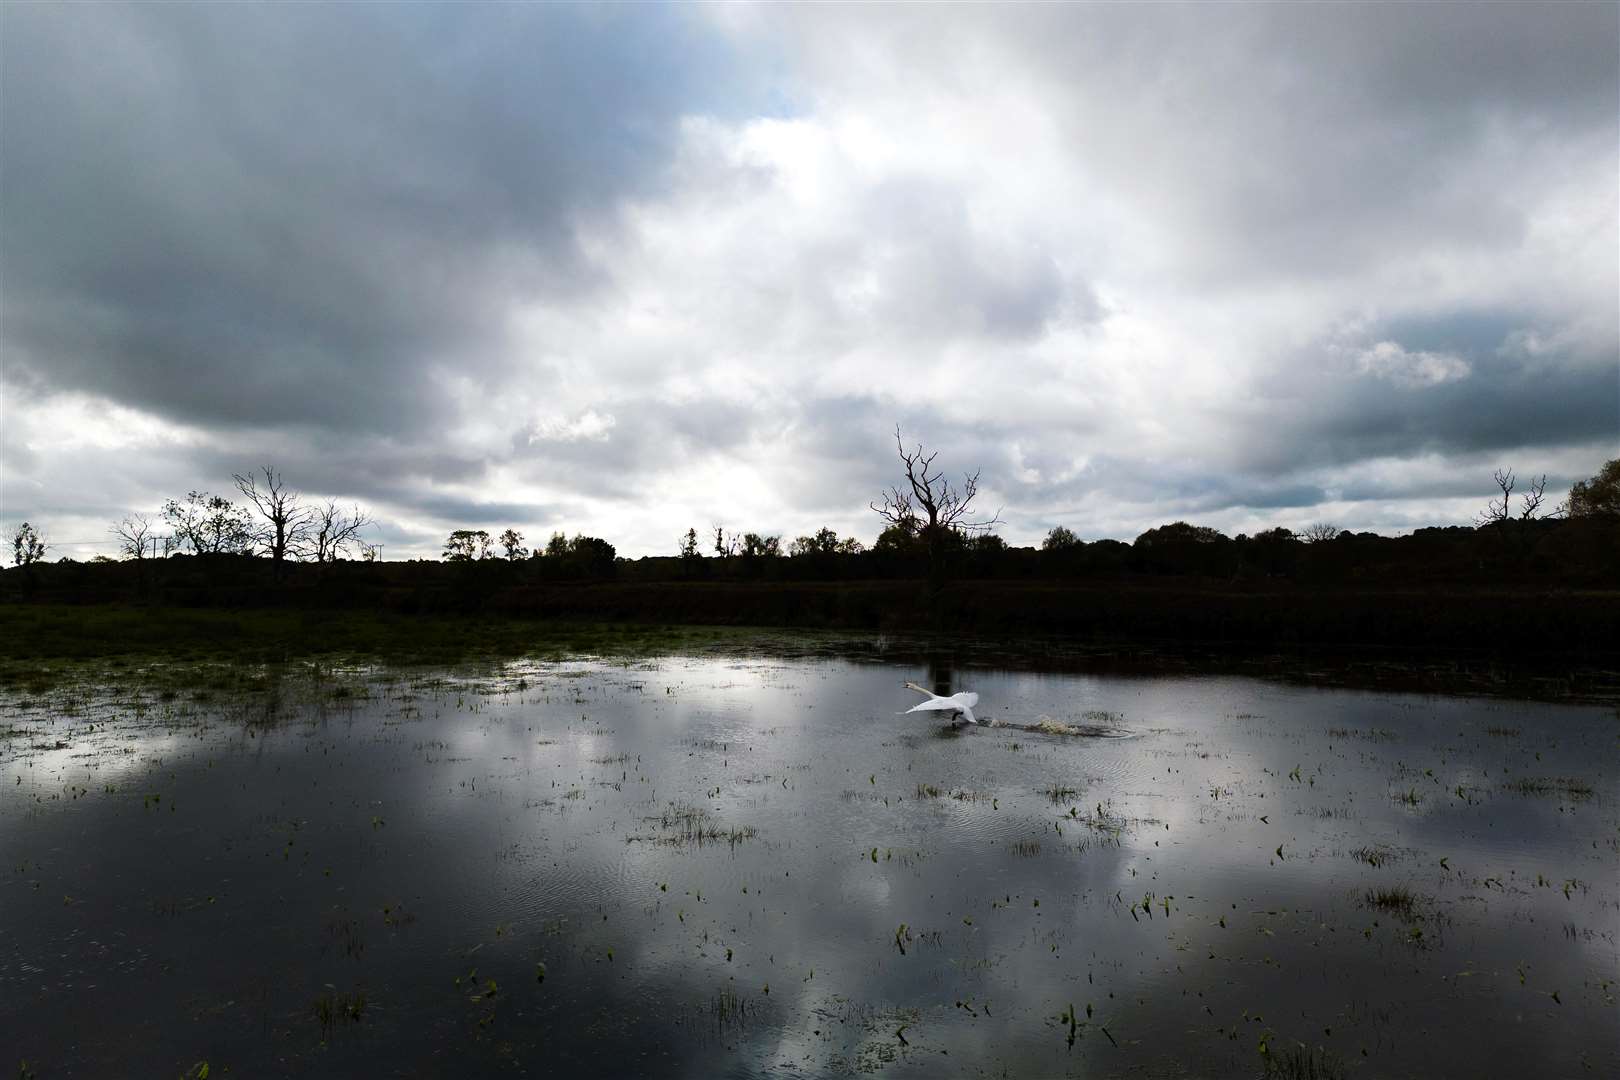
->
[312,987,368,1037]
[1260,1039,1346,1079]
[1350,846,1391,868]
[1503,776,1594,800]
[1363,886,1422,922]
[712,987,754,1029]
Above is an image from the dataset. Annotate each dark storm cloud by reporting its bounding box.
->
[1233,314,1618,478]
[0,2,749,432]
[397,494,561,528]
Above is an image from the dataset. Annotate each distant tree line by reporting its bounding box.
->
[4,456,1616,593]
[441,528,618,579]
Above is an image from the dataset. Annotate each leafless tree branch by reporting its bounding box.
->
[871,426,1000,536]
[234,466,312,563]
[1476,468,1515,527]
[1299,523,1340,544]
[1518,474,1549,520]
[302,500,374,562]
[1477,467,1558,526]
[111,512,162,559]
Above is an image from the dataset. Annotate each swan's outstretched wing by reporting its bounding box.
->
[900,687,980,724]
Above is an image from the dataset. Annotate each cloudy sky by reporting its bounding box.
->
[2,2,1615,560]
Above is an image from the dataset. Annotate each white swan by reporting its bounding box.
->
[901,681,980,726]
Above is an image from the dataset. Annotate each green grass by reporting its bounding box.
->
[0,604,797,690]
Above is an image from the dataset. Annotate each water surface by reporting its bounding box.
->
[3,656,1616,1077]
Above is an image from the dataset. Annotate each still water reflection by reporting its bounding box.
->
[3,657,1616,1077]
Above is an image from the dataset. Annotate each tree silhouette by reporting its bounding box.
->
[443,530,492,561]
[1567,459,1619,519]
[498,529,528,560]
[111,513,163,559]
[871,426,999,589]
[234,466,310,567]
[1476,468,1554,526]
[1299,523,1340,544]
[789,527,864,556]
[305,501,373,562]
[1041,526,1081,551]
[163,492,253,555]
[739,533,780,558]
[9,522,47,566]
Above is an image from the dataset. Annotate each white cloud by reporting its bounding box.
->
[528,410,617,444]
[1353,342,1473,387]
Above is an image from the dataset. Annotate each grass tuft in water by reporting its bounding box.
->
[1350,846,1393,868]
[312,987,368,1037]
[1503,776,1594,800]
[1363,886,1421,921]
[1261,1040,1346,1079]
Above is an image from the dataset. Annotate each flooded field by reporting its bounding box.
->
[2,655,1616,1077]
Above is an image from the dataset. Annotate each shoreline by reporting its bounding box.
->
[3,602,1615,706]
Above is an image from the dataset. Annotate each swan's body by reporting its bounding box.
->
[901,681,979,725]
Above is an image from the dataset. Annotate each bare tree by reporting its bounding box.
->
[111,513,162,559]
[1299,523,1340,544]
[871,426,1000,588]
[1477,468,1556,526]
[1517,473,1551,520]
[303,500,374,562]
[1477,468,1515,526]
[234,466,311,566]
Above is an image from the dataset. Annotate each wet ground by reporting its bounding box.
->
[2,655,1616,1077]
